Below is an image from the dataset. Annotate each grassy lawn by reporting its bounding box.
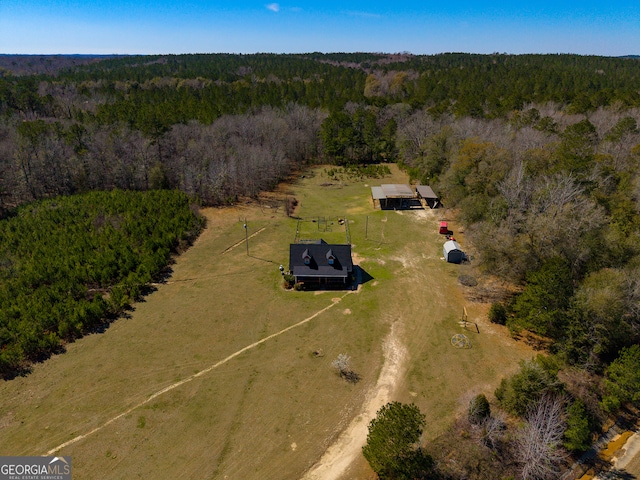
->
[0,165,534,479]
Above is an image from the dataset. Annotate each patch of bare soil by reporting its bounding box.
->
[302,323,406,480]
[610,432,639,469]
[351,252,367,264]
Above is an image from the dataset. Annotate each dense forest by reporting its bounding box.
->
[0,190,203,377]
[2,53,640,209]
[2,52,640,477]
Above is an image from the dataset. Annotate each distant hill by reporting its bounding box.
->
[0,54,119,76]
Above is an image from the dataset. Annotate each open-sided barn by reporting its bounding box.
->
[415,185,440,208]
[371,184,415,209]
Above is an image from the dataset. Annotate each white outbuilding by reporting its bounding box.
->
[443,240,465,264]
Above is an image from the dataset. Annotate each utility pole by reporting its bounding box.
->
[244,218,248,255]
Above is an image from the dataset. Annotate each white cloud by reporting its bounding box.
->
[266,3,280,12]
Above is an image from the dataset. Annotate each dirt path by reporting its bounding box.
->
[302,322,406,480]
[611,430,640,473]
[222,225,268,253]
[45,294,349,456]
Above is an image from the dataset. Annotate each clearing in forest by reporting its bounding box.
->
[0,164,534,479]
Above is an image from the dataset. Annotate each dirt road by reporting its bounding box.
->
[302,322,406,480]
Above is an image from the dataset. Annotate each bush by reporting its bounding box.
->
[283,273,295,288]
[564,400,592,452]
[488,303,507,325]
[459,275,478,287]
[332,353,361,383]
[468,394,491,425]
[495,357,561,417]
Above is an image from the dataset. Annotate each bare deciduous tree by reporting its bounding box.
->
[477,410,507,450]
[515,395,567,480]
[332,353,360,383]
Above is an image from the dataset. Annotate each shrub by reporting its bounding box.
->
[468,394,491,425]
[564,400,591,452]
[495,357,561,417]
[332,353,361,384]
[458,275,478,287]
[488,303,507,325]
[283,273,295,288]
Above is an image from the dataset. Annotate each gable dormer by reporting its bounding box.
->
[302,249,311,265]
[326,249,335,265]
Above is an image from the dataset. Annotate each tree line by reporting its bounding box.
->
[2,53,640,213]
[394,104,640,477]
[398,107,640,369]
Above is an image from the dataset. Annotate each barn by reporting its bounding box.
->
[443,240,465,264]
[415,185,440,209]
[371,184,415,209]
[289,240,353,286]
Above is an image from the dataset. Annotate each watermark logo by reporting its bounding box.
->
[0,456,71,480]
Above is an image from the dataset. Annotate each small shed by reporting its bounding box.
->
[415,185,440,208]
[443,240,464,264]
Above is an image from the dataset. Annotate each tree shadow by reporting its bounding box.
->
[602,469,636,479]
[154,266,174,284]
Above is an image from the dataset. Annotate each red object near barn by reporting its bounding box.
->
[439,221,449,234]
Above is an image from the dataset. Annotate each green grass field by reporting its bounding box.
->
[0,165,534,479]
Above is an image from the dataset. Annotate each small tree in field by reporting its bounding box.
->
[332,353,360,383]
[468,393,491,425]
[362,401,433,479]
[332,353,351,373]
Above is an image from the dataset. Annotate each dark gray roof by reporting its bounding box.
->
[289,240,353,278]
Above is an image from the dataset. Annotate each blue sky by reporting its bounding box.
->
[1,1,638,56]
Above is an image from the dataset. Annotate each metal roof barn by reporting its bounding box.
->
[371,186,386,201]
[415,185,440,208]
[370,184,415,209]
[381,184,414,198]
